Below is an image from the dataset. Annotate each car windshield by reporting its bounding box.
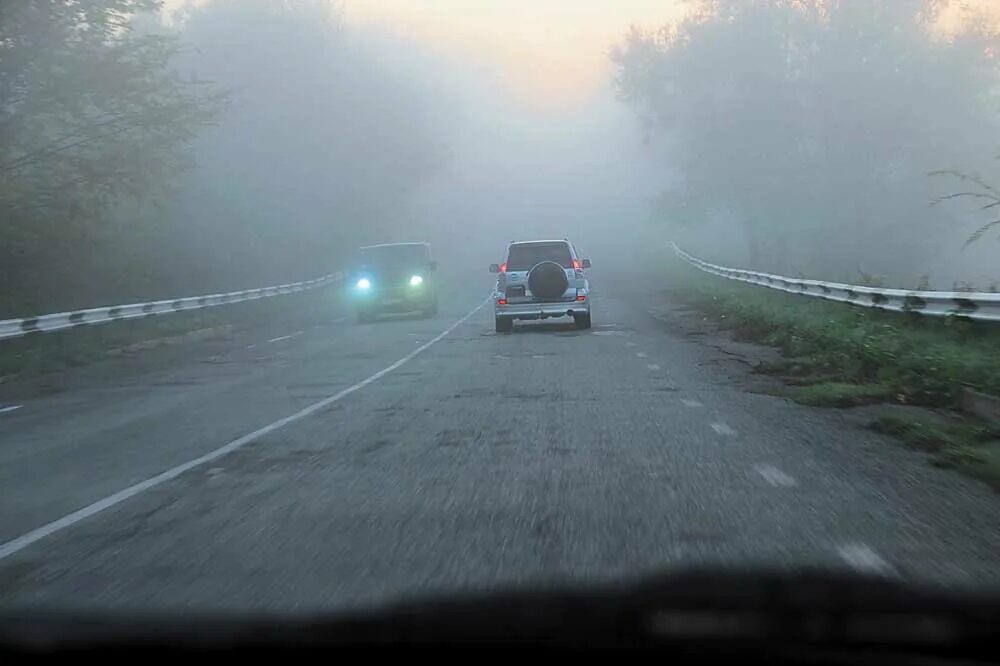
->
[359,245,429,270]
[3,0,1000,634]
[506,243,573,270]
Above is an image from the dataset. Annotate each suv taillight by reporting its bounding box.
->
[572,259,582,270]
[499,263,507,274]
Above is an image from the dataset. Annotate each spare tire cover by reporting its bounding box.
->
[528,261,569,300]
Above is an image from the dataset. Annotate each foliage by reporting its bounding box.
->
[0,0,228,314]
[666,260,1000,404]
[612,0,1000,274]
[869,414,1000,486]
[930,167,1000,248]
[143,0,450,294]
[783,382,894,407]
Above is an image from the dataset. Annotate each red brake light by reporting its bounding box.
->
[576,294,586,301]
[499,263,507,274]
[498,297,507,306]
[572,259,582,270]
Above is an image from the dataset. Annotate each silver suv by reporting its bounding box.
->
[490,239,592,333]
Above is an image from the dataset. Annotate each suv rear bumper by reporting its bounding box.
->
[495,298,590,320]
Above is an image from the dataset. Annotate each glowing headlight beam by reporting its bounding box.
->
[356,278,371,289]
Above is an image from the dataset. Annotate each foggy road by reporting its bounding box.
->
[2,271,1000,612]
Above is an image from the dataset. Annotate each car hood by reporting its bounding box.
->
[2,568,999,653]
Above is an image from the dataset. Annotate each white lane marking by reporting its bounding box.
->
[625,341,637,347]
[646,364,661,371]
[636,352,647,358]
[332,315,349,324]
[681,399,703,408]
[753,464,798,487]
[267,330,303,344]
[0,405,23,415]
[710,422,737,436]
[245,344,257,350]
[837,544,897,576]
[593,330,630,337]
[0,299,488,562]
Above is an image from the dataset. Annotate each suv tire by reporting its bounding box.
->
[495,316,513,333]
[574,313,592,330]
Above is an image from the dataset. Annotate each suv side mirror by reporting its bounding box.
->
[489,263,500,273]
[581,258,592,269]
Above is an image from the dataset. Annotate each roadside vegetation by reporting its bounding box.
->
[665,260,1000,487]
[612,0,1000,285]
[668,262,1000,404]
[870,415,1000,487]
[1,0,448,317]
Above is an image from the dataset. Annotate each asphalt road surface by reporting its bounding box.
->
[2,270,1000,612]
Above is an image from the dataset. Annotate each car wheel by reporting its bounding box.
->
[495,316,513,333]
[574,313,592,330]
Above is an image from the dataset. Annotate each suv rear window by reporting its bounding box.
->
[506,242,573,270]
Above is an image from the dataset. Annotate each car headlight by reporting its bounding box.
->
[356,278,371,289]
[409,275,424,287]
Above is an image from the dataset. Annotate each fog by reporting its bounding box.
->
[2,0,999,315]
[159,0,664,287]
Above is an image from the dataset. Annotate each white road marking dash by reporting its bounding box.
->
[267,330,303,344]
[0,405,23,415]
[636,352,647,358]
[680,399,703,408]
[837,544,896,576]
[753,464,798,487]
[646,364,661,371]
[710,422,737,436]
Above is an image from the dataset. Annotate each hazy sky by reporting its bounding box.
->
[164,0,687,108]
[165,1,999,110]
[339,0,687,107]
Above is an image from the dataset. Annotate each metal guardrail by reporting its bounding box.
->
[0,272,343,341]
[671,243,1000,322]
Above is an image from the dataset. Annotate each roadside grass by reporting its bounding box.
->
[869,415,1000,488]
[665,261,1000,407]
[665,258,1000,487]
[782,382,895,407]
[0,286,342,382]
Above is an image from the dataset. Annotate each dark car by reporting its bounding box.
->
[349,242,439,323]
